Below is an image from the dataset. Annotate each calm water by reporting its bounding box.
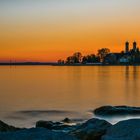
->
[0,66,140,127]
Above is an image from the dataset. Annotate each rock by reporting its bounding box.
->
[0,120,20,132]
[94,106,140,116]
[0,128,78,140]
[62,118,72,123]
[36,121,54,129]
[36,120,77,132]
[102,119,140,140]
[70,118,112,140]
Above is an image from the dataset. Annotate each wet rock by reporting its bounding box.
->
[102,119,140,140]
[36,121,54,129]
[0,120,20,132]
[70,118,111,140]
[62,118,72,123]
[36,120,77,132]
[0,128,78,140]
[94,106,140,116]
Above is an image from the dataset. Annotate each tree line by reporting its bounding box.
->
[58,48,110,64]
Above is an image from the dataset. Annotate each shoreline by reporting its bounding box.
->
[0,106,140,139]
[0,63,140,66]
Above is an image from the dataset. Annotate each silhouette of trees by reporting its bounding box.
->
[66,56,74,64]
[63,49,110,64]
[58,42,140,65]
[58,59,64,64]
[65,52,101,64]
[73,52,82,63]
[66,52,82,64]
[97,48,110,62]
[82,54,100,64]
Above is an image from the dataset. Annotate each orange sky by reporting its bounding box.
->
[1,0,140,62]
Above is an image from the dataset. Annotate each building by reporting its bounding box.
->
[133,41,137,52]
[125,41,129,53]
[104,53,122,64]
[119,56,131,64]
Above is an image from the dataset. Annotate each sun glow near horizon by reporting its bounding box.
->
[1,0,140,62]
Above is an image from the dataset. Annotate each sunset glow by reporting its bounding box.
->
[1,0,140,62]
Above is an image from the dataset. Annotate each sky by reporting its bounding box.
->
[1,0,140,62]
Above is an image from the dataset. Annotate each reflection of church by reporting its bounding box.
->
[125,66,139,105]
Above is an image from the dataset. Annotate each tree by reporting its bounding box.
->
[85,54,96,63]
[88,54,96,63]
[58,59,64,64]
[82,54,100,64]
[73,52,82,63]
[82,56,88,64]
[66,56,74,64]
[97,48,110,62]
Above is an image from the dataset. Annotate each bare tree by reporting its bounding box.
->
[97,48,110,62]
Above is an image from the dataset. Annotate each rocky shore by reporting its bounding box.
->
[94,106,140,116]
[0,106,140,140]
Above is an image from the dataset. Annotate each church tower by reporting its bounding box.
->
[125,41,129,53]
[133,41,137,52]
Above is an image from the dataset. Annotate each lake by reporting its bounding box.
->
[0,66,140,127]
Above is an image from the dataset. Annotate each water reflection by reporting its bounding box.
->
[0,66,140,127]
[125,66,139,105]
[125,66,130,103]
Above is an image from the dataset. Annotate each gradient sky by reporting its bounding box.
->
[1,0,140,62]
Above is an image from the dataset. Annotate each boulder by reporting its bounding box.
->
[36,121,54,129]
[102,119,140,140]
[0,120,20,132]
[94,106,140,116]
[0,128,78,140]
[70,118,112,140]
[62,118,72,123]
[36,120,76,131]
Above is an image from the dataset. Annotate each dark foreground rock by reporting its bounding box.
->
[1,118,140,140]
[36,121,54,129]
[70,118,112,140]
[36,120,77,131]
[94,106,140,116]
[102,119,140,140]
[0,128,78,140]
[0,120,20,132]
[62,118,72,123]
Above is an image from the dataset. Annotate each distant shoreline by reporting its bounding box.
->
[0,62,140,66]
